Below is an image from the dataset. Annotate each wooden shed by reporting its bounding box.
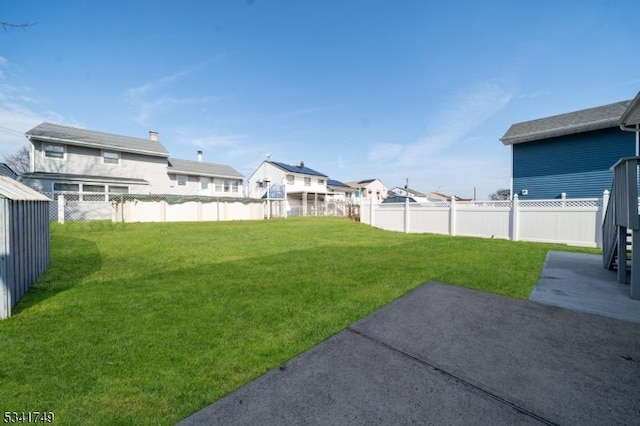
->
[0,176,51,319]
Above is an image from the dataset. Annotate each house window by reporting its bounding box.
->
[286,175,295,185]
[103,151,120,165]
[82,184,106,202]
[83,184,105,192]
[44,144,65,159]
[224,180,231,192]
[318,179,325,185]
[231,180,239,192]
[177,175,187,186]
[200,177,209,190]
[304,177,311,186]
[109,186,129,194]
[53,182,79,201]
[53,182,79,192]
[215,179,223,192]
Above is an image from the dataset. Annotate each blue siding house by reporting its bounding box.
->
[501,99,636,199]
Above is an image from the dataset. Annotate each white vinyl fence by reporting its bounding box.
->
[45,192,266,223]
[361,192,609,248]
[110,194,264,223]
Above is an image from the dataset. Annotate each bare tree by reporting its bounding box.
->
[1,21,36,30]
[4,146,30,174]
[489,188,510,200]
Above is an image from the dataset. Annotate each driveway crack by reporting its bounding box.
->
[346,327,559,426]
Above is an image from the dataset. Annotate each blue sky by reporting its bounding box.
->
[1,0,639,198]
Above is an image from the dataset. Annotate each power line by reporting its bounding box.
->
[0,124,26,137]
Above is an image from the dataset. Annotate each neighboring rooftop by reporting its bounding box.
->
[0,175,51,201]
[0,163,17,180]
[26,122,170,157]
[327,179,355,189]
[168,158,244,179]
[500,100,632,145]
[268,161,328,177]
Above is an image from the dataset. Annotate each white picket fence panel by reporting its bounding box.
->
[361,193,608,248]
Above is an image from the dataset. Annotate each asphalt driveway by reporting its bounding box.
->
[179,281,640,425]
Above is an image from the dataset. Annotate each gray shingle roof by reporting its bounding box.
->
[168,158,244,179]
[26,122,170,156]
[500,100,632,145]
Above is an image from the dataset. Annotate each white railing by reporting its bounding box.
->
[602,157,640,299]
[361,194,606,248]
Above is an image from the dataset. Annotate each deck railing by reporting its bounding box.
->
[602,156,640,299]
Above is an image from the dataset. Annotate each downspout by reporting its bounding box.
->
[509,145,514,199]
[619,123,640,156]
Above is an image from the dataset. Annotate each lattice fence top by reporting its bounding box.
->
[379,198,603,209]
[518,199,601,208]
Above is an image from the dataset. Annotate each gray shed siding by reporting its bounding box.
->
[512,128,635,199]
[0,180,50,319]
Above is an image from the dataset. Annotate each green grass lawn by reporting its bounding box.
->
[0,217,598,425]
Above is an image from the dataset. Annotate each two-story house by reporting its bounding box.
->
[346,179,388,203]
[22,122,244,199]
[500,97,637,199]
[248,160,330,216]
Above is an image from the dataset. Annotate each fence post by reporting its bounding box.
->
[57,194,65,225]
[602,190,610,225]
[511,194,519,241]
[369,198,375,227]
[449,197,456,236]
[404,196,409,233]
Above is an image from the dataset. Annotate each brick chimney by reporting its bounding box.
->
[197,150,203,162]
[149,131,158,141]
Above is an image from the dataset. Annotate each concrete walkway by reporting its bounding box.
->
[179,280,640,425]
[530,250,640,323]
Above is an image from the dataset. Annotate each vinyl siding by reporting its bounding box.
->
[33,140,171,193]
[165,174,243,196]
[512,128,635,199]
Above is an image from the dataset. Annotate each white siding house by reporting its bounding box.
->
[22,123,244,199]
[248,161,331,216]
[166,157,244,196]
[347,179,389,203]
[248,161,358,217]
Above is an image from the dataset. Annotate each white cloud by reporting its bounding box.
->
[133,95,220,125]
[367,142,402,162]
[0,101,76,158]
[123,57,232,125]
[398,82,512,167]
[0,70,79,158]
[124,69,193,100]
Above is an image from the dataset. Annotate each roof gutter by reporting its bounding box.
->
[618,91,640,155]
